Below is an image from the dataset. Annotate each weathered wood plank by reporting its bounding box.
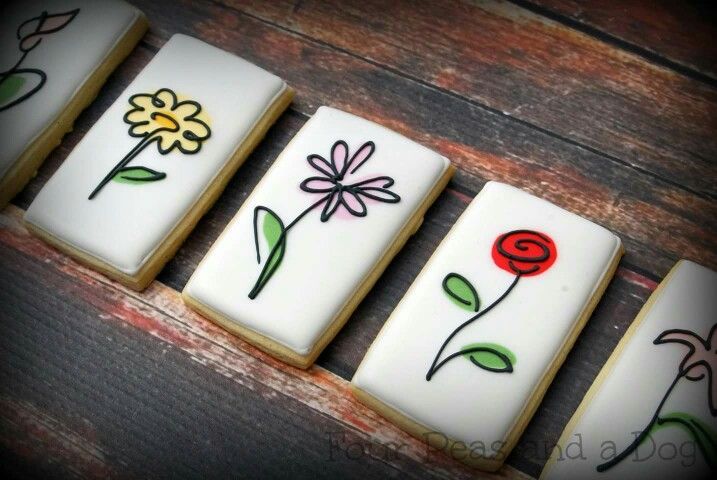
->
[0,201,657,476]
[525,0,717,81]
[34,0,715,277]
[0,397,114,479]
[211,0,717,197]
[3,2,711,478]
[7,62,669,384]
[0,206,528,480]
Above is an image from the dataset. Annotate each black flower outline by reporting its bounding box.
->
[123,88,211,154]
[0,8,80,112]
[248,139,402,299]
[426,230,557,381]
[597,323,717,472]
[88,87,211,199]
[299,140,400,221]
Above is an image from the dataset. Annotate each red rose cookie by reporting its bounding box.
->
[352,181,624,471]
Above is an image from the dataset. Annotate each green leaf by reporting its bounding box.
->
[0,75,26,104]
[652,411,717,469]
[461,343,516,372]
[111,166,166,184]
[442,273,480,311]
[249,207,286,299]
[263,209,283,251]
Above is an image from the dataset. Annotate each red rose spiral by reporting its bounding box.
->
[491,230,556,276]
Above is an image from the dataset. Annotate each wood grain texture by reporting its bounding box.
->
[0,206,528,480]
[526,0,717,81]
[17,52,709,283]
[216,0,717,197]
[1,194,658,480]
[92,0,715,277]
[13,5,715,283]
[2,0,714,478]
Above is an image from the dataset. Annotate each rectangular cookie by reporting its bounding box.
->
[541,260,716,479]
[351,181,624,471]
[0,0,148,207]
[24,34,294,290]
[182,106,454,368]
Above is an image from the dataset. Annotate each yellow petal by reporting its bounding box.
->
[129,93,154,110]
[177,135,201,153]
[183,118,210,140]
[157,133,178,153]
[172,101,200,119]
[125,109,151,125]
[129,122,154,137]
[155,89,177,109]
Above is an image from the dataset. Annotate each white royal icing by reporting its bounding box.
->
[0,0,144,180]
[352,181,622,460]
[542,260,716,480]
[183,106,451,356]
[25,34,289,275]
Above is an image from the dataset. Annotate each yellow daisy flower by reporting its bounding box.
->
[88,87,211,199]
[123,88,211,154]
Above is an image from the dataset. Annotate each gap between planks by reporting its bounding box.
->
[123,5,716,274]
[509,0,717,86]
[198,0,716,200]
[0,205,532,480]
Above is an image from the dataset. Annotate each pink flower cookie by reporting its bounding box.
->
[183,106,454,368]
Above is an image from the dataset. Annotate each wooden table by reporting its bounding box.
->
[1,1,715,478]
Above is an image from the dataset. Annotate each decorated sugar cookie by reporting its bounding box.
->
[0,0,148,207]
[248,139,401,299]
[351,181,623,471]
[541,260,717,480]
[426,230,558,381]
[88,87,211,199]
[24,34,294,290]
[183,106,454,368]
[0,8,79,112]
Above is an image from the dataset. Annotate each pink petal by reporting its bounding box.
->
[331,141,349,176]
[684,361,708,381]
[655,330,704,351]
[347,141,375,174]
[320,191,341,222]
[341,191,367,216]
[41,11,78,31]
[300,177,336,193]
[347,176,393,189]
[307,154,336,178]
[19,10,79,51]
[356,187,401,203]
[19,35,41,52]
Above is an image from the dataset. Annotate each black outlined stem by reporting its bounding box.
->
[88,133,159,199]
[596,370,686,472]
[426,274,521,381]
[0,51,29,85]
[0,51,46,113]
[248,194,331,299]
